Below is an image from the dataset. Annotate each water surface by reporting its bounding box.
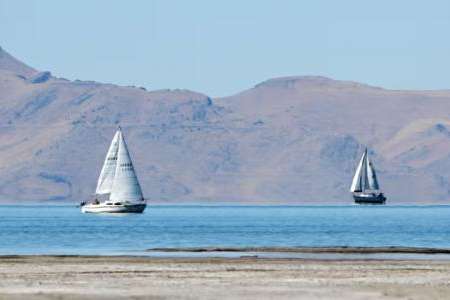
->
[0,205,449,255]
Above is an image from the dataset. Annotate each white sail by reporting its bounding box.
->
[350,149,366,192]
[95,131,120,195]
[109,129,144,203]
[351,148,382,193]
[365,155,380,190]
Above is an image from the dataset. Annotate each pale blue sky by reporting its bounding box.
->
[1,0,449,96]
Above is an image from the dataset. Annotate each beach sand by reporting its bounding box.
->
[1,256,450,299]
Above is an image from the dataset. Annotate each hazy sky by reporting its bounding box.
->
[1,0,449,96]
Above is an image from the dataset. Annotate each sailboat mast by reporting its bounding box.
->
[362,148,369,192]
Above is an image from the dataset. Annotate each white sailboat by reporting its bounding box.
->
[350,148,386,205]
[81,127,146,213]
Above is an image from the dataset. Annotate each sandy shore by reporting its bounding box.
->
[1,256,450,299]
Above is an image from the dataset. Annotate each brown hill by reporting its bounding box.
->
[1,47,450,203]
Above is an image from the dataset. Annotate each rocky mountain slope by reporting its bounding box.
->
[1,46,450,203]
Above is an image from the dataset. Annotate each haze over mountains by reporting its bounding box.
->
[1,46,450,204]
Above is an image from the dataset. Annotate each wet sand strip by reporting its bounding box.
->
[147,246,450,254]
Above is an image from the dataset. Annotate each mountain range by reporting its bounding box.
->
[1,45,450,204]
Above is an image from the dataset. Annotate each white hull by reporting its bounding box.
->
[81,202,146,213]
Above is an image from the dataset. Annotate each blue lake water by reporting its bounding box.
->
[0,205,450,255]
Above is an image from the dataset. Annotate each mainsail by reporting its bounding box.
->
[109,128,144,203]
[350,148,380,193]
[365,155,380,190]
[95,131,120,194]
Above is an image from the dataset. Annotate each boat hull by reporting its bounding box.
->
[81,202,146,213]
[353,193,386,205]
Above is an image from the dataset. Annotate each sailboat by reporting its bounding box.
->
[350,148,386,205]
[81,127,147,213]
